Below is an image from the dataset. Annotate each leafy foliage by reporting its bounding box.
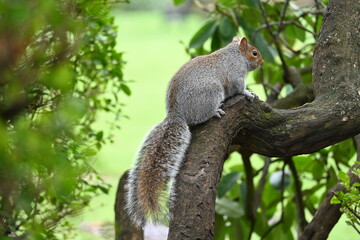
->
[331,168,360,234]
[0,0,128,239]
[175,0,359,238]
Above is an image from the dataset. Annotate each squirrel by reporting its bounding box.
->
[126,36,264,227]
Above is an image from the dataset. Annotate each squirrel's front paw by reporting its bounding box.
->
[215,108,226,118]
[244,90,256,102]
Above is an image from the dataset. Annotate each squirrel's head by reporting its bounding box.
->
[233,36,264,71]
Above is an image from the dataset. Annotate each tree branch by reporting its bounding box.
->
[256,9,325,32]
[254,157,271,215]
[277,0,290,34]
[241,152,256,239]
[114,171,143,240]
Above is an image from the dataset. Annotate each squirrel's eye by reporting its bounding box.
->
[252,51,258,56]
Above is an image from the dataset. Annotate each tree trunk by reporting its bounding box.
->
[114,171,143,240]
[168,0,360,239]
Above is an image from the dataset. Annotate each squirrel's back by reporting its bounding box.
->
[166,41,248,125]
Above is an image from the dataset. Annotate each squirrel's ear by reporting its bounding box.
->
[232,36,240,42]
[239,37,248,53]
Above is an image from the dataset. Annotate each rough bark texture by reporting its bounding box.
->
[114,171,143,240]
[168,0,360,239]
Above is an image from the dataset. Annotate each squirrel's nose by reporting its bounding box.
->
[259,59,264,66]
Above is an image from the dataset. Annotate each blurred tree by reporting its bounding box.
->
[0,0,129,239]
[159,0,359,239]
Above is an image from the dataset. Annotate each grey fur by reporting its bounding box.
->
[126,37,263,227]
[126,118,190,227]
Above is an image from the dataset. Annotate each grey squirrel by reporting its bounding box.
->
[126,36,264,227]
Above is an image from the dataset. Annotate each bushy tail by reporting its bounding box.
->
[126,117,191,227]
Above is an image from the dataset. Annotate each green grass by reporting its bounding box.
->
[73,10,358,240]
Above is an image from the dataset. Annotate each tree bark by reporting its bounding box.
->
[114,171,143,240]
[168,0,360,239]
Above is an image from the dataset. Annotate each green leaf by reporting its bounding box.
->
[293,155,313,172]
[189,20,218,49]
[218,0,236,7]
[83,148,97,157]
[214,214,227,240]
[96,131,103,141]
[326,166,338,190]
[308,160,324,180]
[245,0,258,7]
[228,218,247,240]
[120,84,131,96]
[216,197,244,218]
[217,172,242,198]
[331,139,356,166]
[98,185,109,194]
[338,171,350,187]
[173,0,187,6]
[219,16,237,38]
[45,64,74,92]
[283,202,295,230]
[330,196,341,204]
[283,25,306,46]
[211,27,222,51]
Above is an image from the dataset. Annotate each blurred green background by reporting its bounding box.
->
[74,7,357,240]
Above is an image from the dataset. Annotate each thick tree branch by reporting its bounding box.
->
[241,152,256,239]
[114,171,143,240]
[168,0,360,239]
[271,83,314,109]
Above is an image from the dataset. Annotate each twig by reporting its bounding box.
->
[313,0,321,41]
[348,221,360,235]
[278,36,300,55]
[253,158,283,176]
[287,157,308,234]
[294,22,317,37]
[254,157,271,210]
[193,0,213,13]
[106,0,129,4]
[256,9,325,32]
[280,162,286,218]
[215,3,232,18]
[278,0,290,34]
[265,82,284,104]
[256,0,290,82]
[261,219,282,240]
